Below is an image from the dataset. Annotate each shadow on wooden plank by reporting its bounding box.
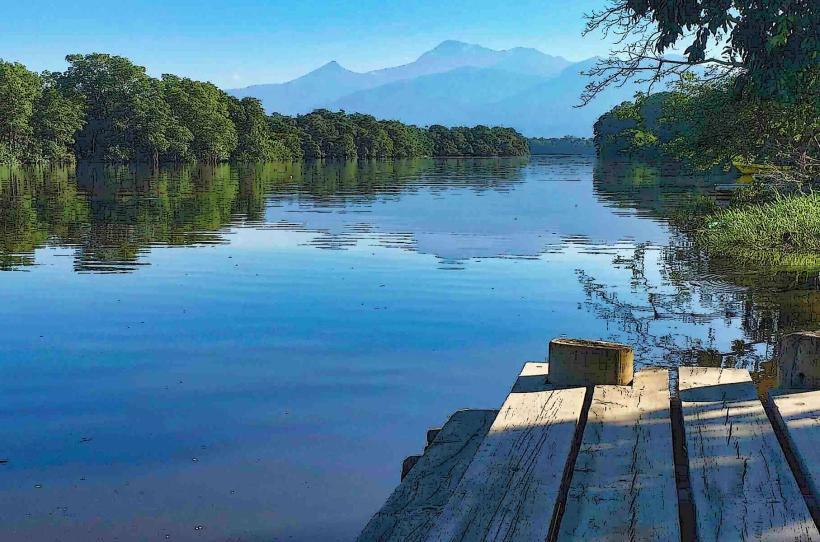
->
[357,409,497,542]
[680,367,819,542]
[557,369,680,542]
[424,385,587,541]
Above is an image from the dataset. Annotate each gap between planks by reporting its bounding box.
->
[679,367,819,542]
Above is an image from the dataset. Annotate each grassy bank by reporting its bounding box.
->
[697,192,820,263]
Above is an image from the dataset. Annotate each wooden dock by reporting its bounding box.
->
[358,337,820,542]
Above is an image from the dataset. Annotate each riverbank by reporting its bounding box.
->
[700,193,820,256]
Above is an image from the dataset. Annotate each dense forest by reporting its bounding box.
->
[0,54,529,165]
[594,73,819,177]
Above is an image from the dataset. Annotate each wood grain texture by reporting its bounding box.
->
[557,368,679,541]
[769,389,820,501]
[424,386,587,541]
[357,409,498,542]
[549,338,633,386]
[679,367,819,542]
[777,331,820,389]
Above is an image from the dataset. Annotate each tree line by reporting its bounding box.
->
[594,72,818,179]
[0,54,529,165]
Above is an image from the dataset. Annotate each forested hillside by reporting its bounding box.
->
[0,54,529,165]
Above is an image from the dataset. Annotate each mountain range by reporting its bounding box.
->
[227,41,645,137]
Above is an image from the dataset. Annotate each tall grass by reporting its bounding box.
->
[698,192,820,256]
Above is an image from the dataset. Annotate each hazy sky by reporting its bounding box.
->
[3,0,614,88]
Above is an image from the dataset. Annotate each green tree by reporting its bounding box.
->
[229,96,286,161]
[582,0,818,103]
[161,74,238,163]
[31,75,86,163]
[58,53,184,162]
[0,60,42,162]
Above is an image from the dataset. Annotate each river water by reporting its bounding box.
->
[1,157,817,541]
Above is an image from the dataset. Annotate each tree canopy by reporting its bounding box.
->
[0,54,529,165]
[581,0,818,104]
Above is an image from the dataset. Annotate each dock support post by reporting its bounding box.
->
[548,338,633,386]
[777,331,820,389]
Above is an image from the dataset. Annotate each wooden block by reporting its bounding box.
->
[424,386,587,541]
[357,409,498,542]
[778,331,820,389]
[549,338,633,386]
[679,367,818,542]
[769,389,820,500]
[557,369,679,541]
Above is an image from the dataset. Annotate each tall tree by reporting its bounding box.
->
[229,97,285,161]
[0,60,42,162]
[162,75,237,163]
[31,73,86,163]
[581,0,818,104]
[58,54,184,162]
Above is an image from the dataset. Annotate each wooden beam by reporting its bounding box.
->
[424,384,587,540]
[679,367,818,541]
[357,409,498,542]
[557,369,679,541]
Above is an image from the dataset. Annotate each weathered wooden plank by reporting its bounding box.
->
[511,361,550,392]
[357,409,498,542]
[769,389,820,502]
[679,367,818,542]
[424,385,587,541]
[557,368,679,541]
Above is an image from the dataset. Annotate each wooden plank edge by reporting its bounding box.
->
[670,368,697,542]
[546,385,594,542]
[765,392,820,530]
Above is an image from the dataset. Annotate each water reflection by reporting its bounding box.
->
[0,156,817,541]
[1,159,533,272]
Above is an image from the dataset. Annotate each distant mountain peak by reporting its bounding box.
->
[315,60,349,73]
[424,40,490,57]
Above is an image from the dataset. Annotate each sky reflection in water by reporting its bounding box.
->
[0,157,816,541]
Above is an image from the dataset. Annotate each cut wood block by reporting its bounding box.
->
[549,338,633,386]
[424,385,587,541]
[557,368,679,541]
[357,409,498,542]
[679,367,819,542]
[769,389,820,500]
[777,331,820,389]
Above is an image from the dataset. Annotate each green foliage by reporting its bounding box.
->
[162,74,237,162]
[58,54,179,162]
[698,193,820,258]
[595,74,819,179]
[0,54,529,165]
[584,0,818,102]
[0,61,42,162]
[229,97,286,162]
[428,125,528,157]
[32,79,86,163]
[662,72,819,175]
[594,93,681,161]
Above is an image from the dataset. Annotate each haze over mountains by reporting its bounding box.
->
[227,41,645,137]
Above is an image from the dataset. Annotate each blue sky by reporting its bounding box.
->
[3,0,613,87]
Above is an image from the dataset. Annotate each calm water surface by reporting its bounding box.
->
[1,157,817,541]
